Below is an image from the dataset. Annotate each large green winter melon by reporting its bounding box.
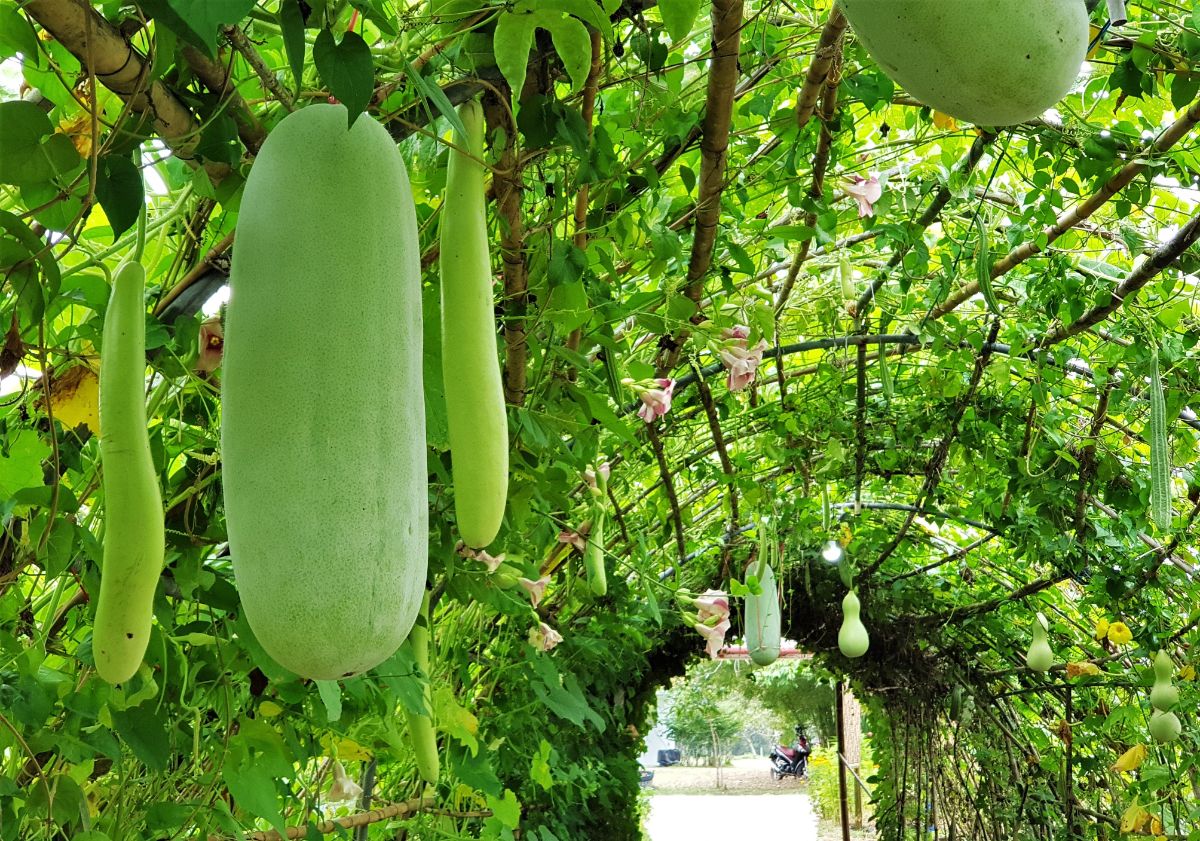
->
[746,562,781,667]
[838,0,1087,126]
[222,104,428,680]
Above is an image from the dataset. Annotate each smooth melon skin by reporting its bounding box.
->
[222,104,428,680]
[440,100,509,550]
[838,0,1088,126]
[746,563,781,667]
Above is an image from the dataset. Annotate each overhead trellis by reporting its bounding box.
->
[3,0,1200,839]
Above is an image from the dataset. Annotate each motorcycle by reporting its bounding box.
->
[769,726,811,780]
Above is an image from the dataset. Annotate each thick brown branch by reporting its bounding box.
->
[694,369,739,531]
[485,93,529,405]
[207,798,437,841]
[648,424,688,560]
[566,28,605,359]
[794,6,846,129]
[656,0,744,374]
[24,0,228,179]
[932,92,1200,318]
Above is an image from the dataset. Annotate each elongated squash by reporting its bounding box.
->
[584,500,607,596]
[440,100,508,549]
[222,104,427,680]
[403,595,439,785]
[94,259,165,684]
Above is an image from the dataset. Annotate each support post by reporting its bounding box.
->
[837,681,851,841]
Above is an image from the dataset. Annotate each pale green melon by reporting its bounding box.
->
[222,104,428,680]
[746,562,782,667]
[838,0,1088,125]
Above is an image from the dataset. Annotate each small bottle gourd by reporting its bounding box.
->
[1148,649,1182,744]
[1025,612,1054,672]
[839,590,869,659]
[222,104,428,680]
[94,258,166,684]
[440,100,508,550]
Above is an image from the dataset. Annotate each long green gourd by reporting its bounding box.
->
[440,100,508,549]
[222,104,427,680]
[1149,351,1171,532]
[745,518,781,667]
[1025,612,1053,672]
[584,500,607,596]
[403,595,440,785]
[94,258,165,684]
[838,590,869,659]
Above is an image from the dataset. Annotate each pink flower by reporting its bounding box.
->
[197,317,223,374]
[637,378,675,423]
[529,622,564,651]
[558,529,586,552]
[719,339,768,392]
[694,616,731,659]
[518,576,550,608]
[695,590,730,623]
[843,175,882,218]
[459,544,505,572]
[584,462,611,491]
[722,325,750,340]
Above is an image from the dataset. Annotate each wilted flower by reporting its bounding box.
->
[518,576,550,607]
[327,761,363,803]
[1066,662,1101,678]
[719,339,768,391]
[694,616,731,659]
[529,621,564,652]
[557,529,586,552]
[1111,744,1147,773]
[843,175,882,218]
[458,543,505,572]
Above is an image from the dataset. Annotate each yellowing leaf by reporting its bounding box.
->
[1179,664,1196,682]
[1120,800,1150,833]
[44,364,99,435]
[433,686,479,756]
[932,111,957,131]
[1111,743,1147,773]
[1107,621,1133,645]
[1066,662,1100,678]
[319,733,373,762]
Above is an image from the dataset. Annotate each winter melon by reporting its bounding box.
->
[222,104,428,680]
[746,562,781,667]
[838,0,1088,126]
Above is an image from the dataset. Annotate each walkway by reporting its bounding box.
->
[645,793,819,839]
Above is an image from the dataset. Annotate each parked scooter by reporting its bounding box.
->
[769,726,811,780]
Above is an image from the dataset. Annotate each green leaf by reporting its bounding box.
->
[278,0,308,93]
[974,216,1000,315]
[485,788,522,829]
[222,762,286,837]
[0,100,80,186]
[94,155,144,240]
[315,680,342,722]
[110,703,172,771]
[0,429,51,506]
[313,29,375,127]
[400,60,468,141]
[658,0,700,43]
[518,0,612,40]
[433,685,479,755]
[530,740,554,790]
[0,3,40,61]
[138,0,255,57]
[493,12,536,105]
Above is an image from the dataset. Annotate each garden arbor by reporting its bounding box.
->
[3,0,1200,839]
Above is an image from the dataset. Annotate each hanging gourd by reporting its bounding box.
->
[837,0,1088,126]
[402,594,440,785]
[1025,612,1054,672]
[839,590,870,658]
[1149,709,1182,744]
[222,104,428,680]
[1148,350,1172,532]
[745,518,782,667]
[1150,649,1179,712]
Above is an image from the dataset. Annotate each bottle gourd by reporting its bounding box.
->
[1025,612,1054,672]
[222,104,428,680]
[1150,649,1179,711]
[839,590,869,659]
[440,100,508,549]
[94,258,166,684]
